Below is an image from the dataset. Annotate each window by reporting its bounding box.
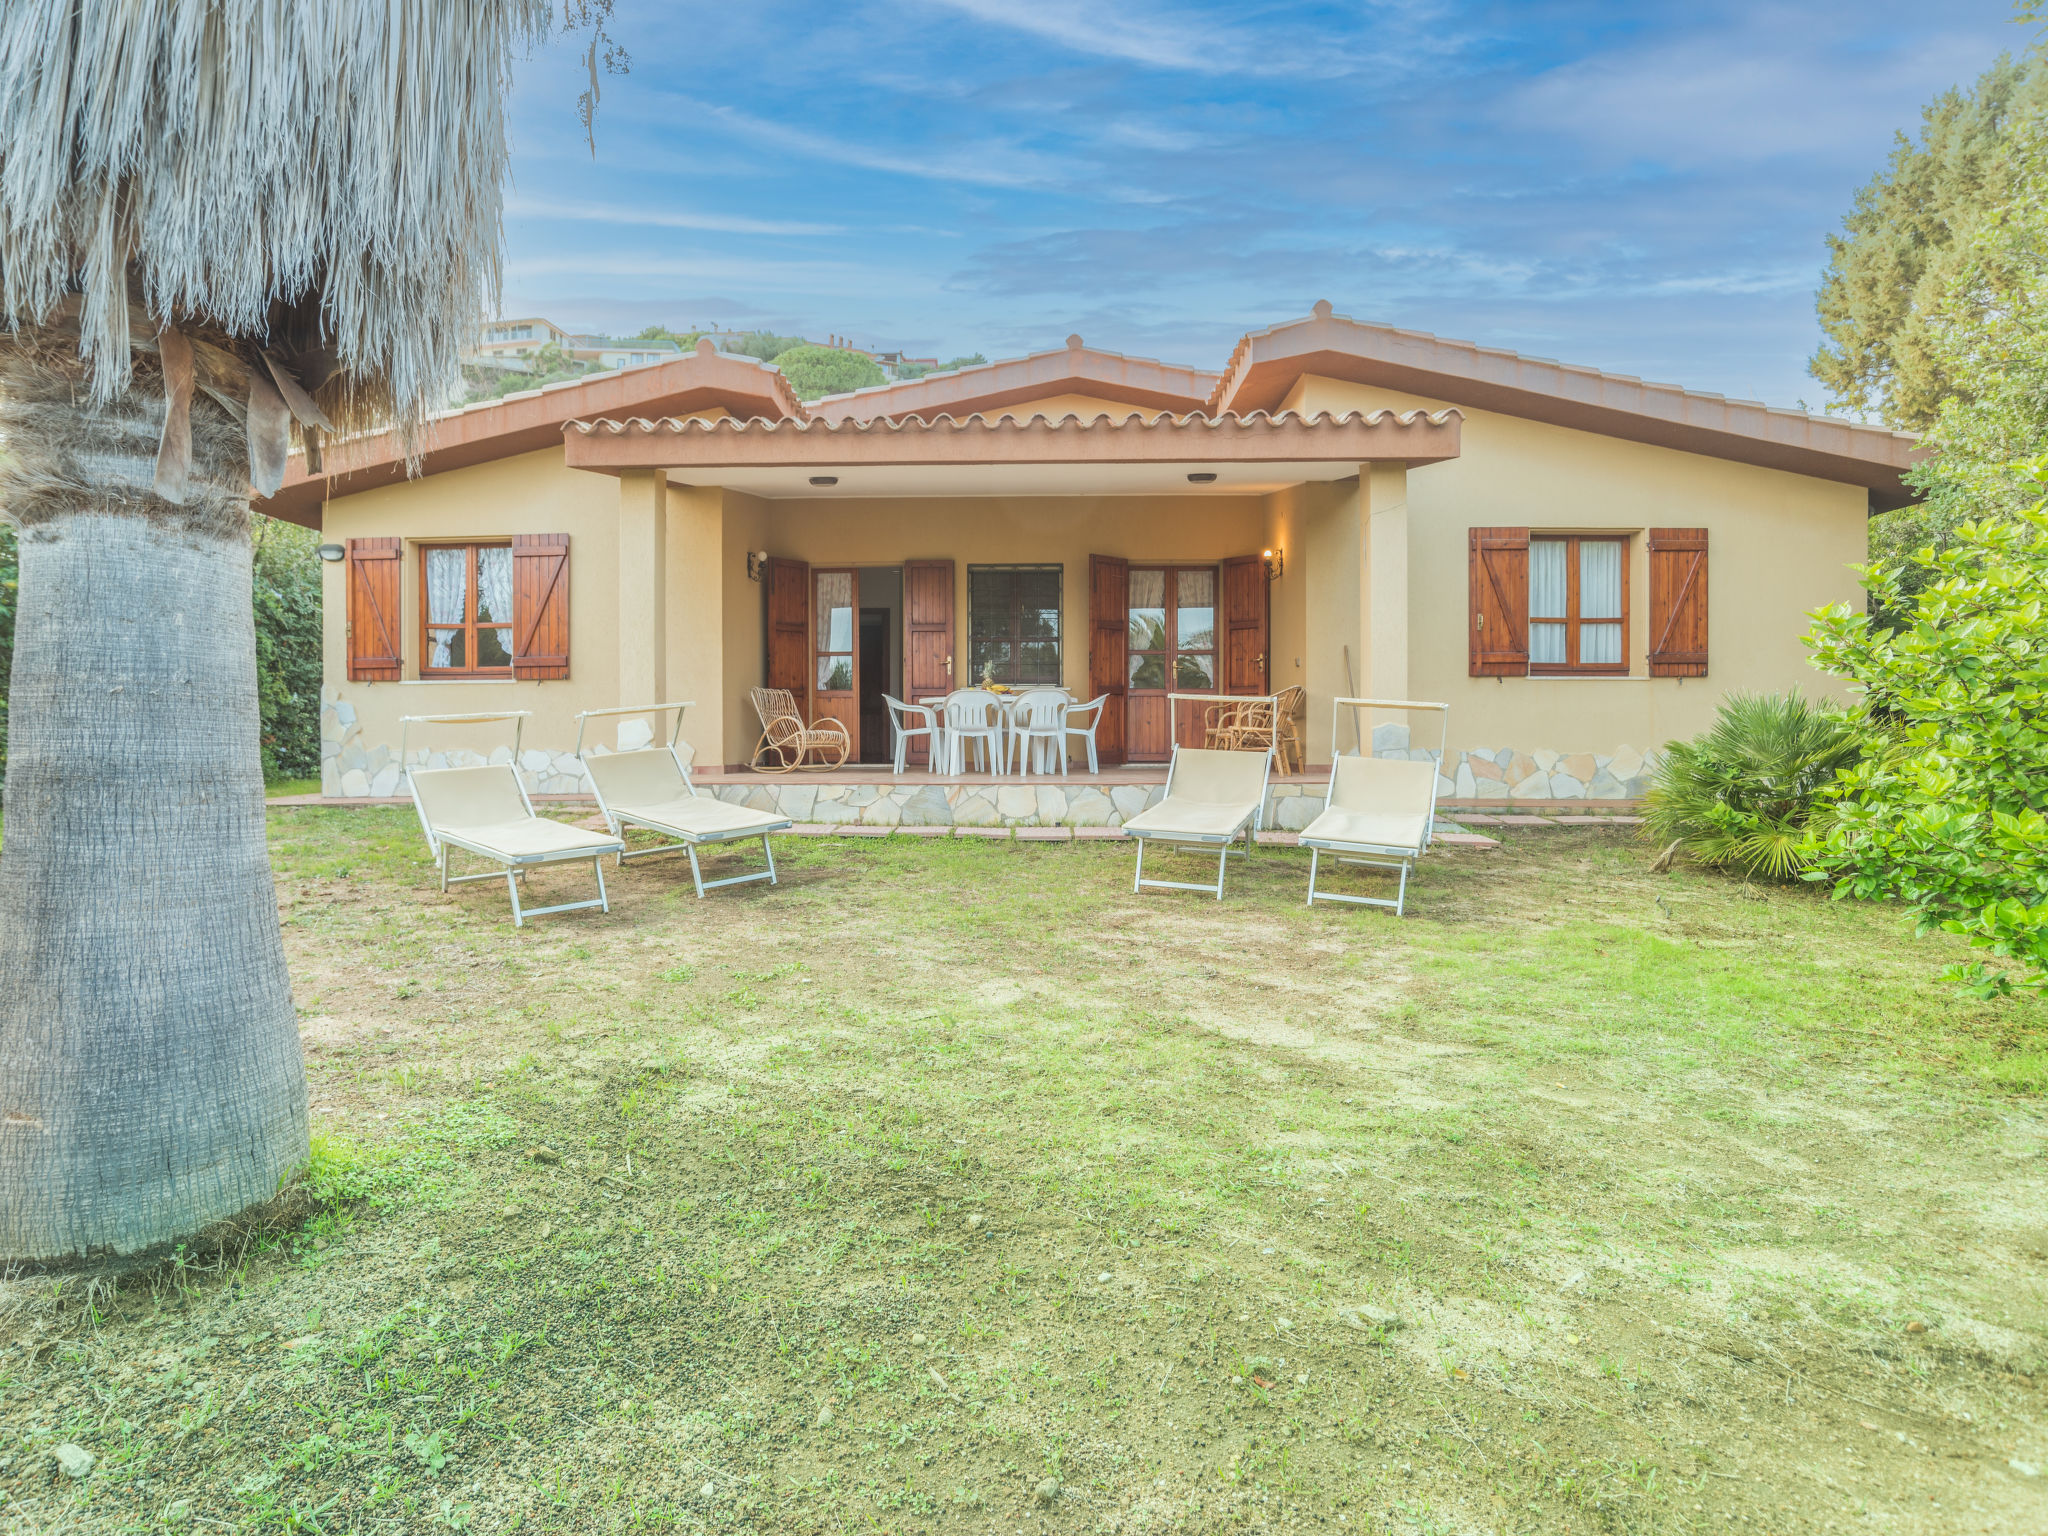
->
[968,565,1062,685]
[420,544,514,675]
[1128,567,1216,690]
[815,569,855,691]
[1529,536,1628,674]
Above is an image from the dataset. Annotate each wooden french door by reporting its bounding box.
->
[1089,554,1268,763]
[1088,556,1129,766]
[812,567,860,749]
[902,559,954,765]
[764,557,812,708]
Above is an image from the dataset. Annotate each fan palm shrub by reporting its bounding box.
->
[1644,692,1863,879]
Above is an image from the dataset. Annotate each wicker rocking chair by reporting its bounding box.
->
[749,687,852,773]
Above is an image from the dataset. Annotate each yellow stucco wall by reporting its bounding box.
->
[316,376,1872,798]
[317,445,623,793]
[1279,375,1869,777]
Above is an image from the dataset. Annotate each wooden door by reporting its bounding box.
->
[1124,566,1219,761]
[1222,554,1268,695]
[1087,555,1128,766]
[812,567,860,750]
[903,559,954,765]
[764,558,812,716]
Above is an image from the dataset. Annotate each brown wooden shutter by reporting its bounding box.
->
[1221,554,1269,694]
[902,559,954,766]
[512,534,570,680]
[1468,526,1530,677]
[763,557,812,709]
[1648,528,1708,677]
[345,537,402,682]
[1088,555,1129,766]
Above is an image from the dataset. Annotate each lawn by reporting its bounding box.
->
[3,813,2045,1535]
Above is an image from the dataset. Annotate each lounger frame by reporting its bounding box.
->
[576,704,787,898]
[1303,697,1449,916]
[1126,693,1278,901]
[401,711,618,927]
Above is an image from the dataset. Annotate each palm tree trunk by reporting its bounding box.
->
[0,336,306,1261]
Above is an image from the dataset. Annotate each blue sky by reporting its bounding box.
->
[502,1,2023,412]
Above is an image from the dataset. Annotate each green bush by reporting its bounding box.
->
[1805,477,2048,994]
[251,516,324,782]
[771,344,887,400]
[1644,691,1861,879]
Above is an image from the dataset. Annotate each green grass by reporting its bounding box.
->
[3,815,2043,1535]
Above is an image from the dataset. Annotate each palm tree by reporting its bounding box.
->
[0,1,566,1260]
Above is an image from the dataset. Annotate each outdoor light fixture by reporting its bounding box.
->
[809,474,839,486]
[316,543,345,562]
[746,550,769,582]
[1186,471,1217,483]
[1262,547,1284,581]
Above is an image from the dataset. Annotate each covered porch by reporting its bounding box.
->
[563,402,1462,791]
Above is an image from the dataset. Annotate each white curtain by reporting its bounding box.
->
[1579,540,1622,664]
[816,571,853,653]
[425,548,468,667]
[426,548,467,623]
[476,546,514,660]
[1529,539,1566,665]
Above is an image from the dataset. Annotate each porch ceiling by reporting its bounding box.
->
[562,406,1461,494]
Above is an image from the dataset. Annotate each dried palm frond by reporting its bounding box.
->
[0,0,554,454]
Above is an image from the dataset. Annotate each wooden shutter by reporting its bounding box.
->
[1088,555,1129,766]
[763,557,812,708]
[902,559,954,766]
[512,533,570,680]
[1221,554,1269,694]
[1648,528,1708,677]
[1468,526,1529,677]
[345,537,402,682]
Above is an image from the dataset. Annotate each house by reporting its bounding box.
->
[469,316,573,364]
[264,303,1918,826]
[564,335,684,371]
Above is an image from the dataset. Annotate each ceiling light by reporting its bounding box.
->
[1187,471,1217,483]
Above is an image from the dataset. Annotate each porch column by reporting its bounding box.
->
[1301,477,1366,763]
[619,469,667,706]
[1361,462,1411,703]
[664,483,732,768]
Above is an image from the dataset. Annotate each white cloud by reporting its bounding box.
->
[504,196,842,237]
[665,96,1075,190]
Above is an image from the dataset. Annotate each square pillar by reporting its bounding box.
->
[1362,463,1411,703]
[618,469,667,706]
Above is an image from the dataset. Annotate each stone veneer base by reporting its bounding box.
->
[320,693,1662,827]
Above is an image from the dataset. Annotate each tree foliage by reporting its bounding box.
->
[1805,477,2048,995]
[721,330,808,363]
[250,517,324,783]
[1643,693,1861,879]
[1811,51,2047,432]
[772,344,887,400]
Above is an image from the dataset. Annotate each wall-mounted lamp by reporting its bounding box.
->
[1186,471,1217,484]
[1262,547,1284,582]
[316,543,346,562]
[809,474,839,487]
[746,550,769,582]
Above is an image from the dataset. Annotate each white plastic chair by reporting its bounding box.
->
[882,694,939,774]
[1007,689,1069,775]
[1064,693,1111,774]
[942,689,1003,775]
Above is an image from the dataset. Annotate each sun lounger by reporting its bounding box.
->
[576,704,792,898]
[403,715,623,926]
[1119,715,1276,898]
[1302,697,1448,915]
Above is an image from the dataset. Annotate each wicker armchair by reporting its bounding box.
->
[1221,697,1280,758]
[1273,685,1307,773]
[749,687,851,773]
[1202,700,1246,750]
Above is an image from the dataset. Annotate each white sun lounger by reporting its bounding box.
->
[402,713,623,927]
[576,704,792,898]
[1301,697,1448,916]
[1120,698,1278,899]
